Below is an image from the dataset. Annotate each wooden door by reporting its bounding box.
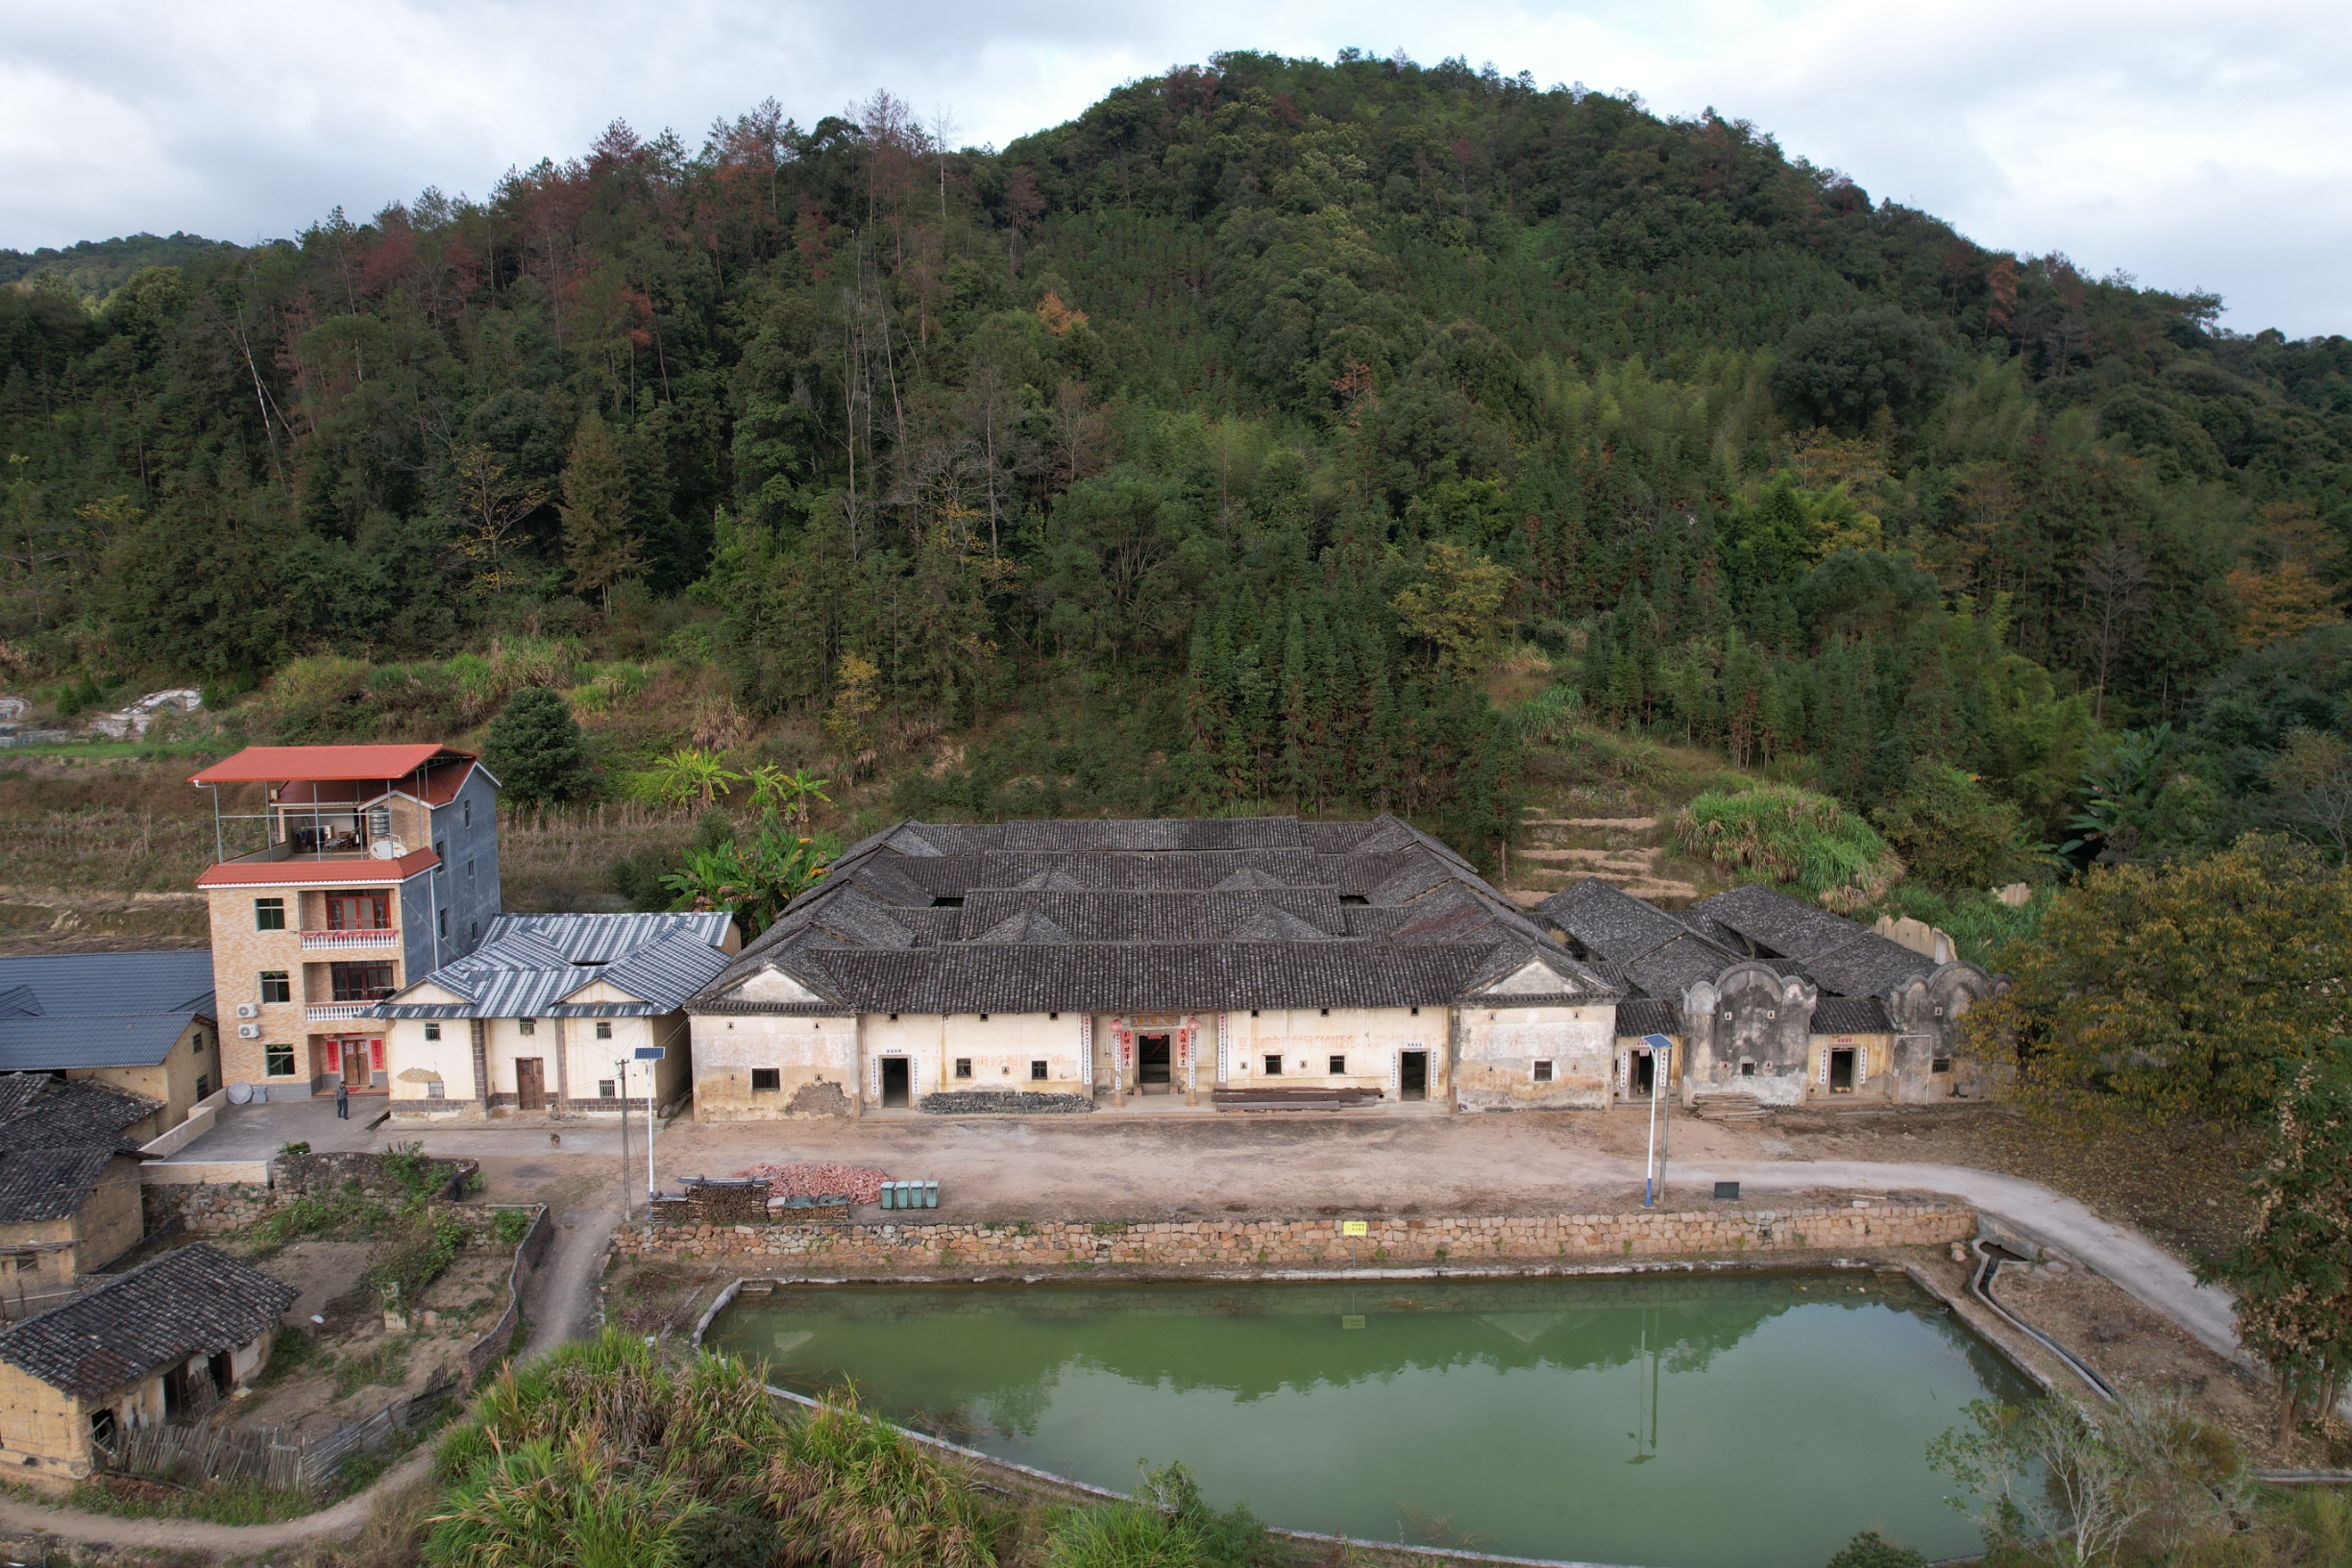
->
[517,1058,546,1112]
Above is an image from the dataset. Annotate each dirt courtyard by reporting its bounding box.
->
[633,1104,1795,1221]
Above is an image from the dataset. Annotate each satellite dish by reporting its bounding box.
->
[226,1082,254,1105]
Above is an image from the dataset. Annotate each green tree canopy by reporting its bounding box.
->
[482,685,592,807]
[1965,837,2352,1125]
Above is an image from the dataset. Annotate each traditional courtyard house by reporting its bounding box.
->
[190,745,501,1099]
[0,950,219,1139]
[0,1242,297,1483]
[685,816,1623,1118]
[370,913,734,1119]
[0,1076,156,1318]
[1537,878,2005,1105]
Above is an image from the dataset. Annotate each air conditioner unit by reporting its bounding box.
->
[234,1002,258,1019]
[236,1023,262,1040]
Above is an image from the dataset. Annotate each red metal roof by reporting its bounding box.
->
[196,847,441,889]
[190,746,470,786]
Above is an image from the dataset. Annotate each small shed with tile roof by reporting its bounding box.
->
[0,1241,297,1483]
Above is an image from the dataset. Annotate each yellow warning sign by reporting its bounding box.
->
[1341,1220,1368,1237]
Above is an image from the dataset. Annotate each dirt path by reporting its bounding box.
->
[0,1444,433,1554]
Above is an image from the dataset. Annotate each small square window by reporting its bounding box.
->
[424,1022,442,1041]
[427,1080,445,1098]
[265,1042,295,1077]
[196,1074,209,1099]
[1931,1057,1952,1073]
[469,919,478,942]
[954,1058,972,1079]
[1048,1012,1058,1020]
[1319,1008,1330,1017]
[1532,1060,1554,1083]
[1263,1055,1283,1076]
[751,1068,781,1091]
[595,1021,612,1041]
[1031,1060,1047,1081]
[438,908,448,939]
[1329,1055,1346,1074]
[1741,1060,1757,1076]
[192,1032,207,1054]
[463,799,473,828]
[258,970,291,1004]
[596,1079,615,1097]
[467,859,475,880]
[4,1252,36,1275]
[254,897,285,931]
[519,1018,536,1036]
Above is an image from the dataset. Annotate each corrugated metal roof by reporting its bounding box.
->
[189,745,469,784]
[373,913,733,1020]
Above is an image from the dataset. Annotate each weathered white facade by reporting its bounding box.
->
[688,817,1619,1119]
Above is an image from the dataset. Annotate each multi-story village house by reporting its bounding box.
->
[190,746,501,1098]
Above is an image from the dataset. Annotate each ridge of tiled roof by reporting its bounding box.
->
[0,1242,298,1399]
[0,1076,161,1153]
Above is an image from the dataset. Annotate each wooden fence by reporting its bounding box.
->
[464,1203,554,1382]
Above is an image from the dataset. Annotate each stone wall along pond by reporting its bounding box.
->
[612,1201,1973,1270]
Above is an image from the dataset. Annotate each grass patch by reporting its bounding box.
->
[334,1337,411,1400]
[66,1474,321,1525]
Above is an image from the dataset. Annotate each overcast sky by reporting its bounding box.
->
[3,0,2345,336]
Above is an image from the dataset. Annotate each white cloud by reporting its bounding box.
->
[1,0,2343,334]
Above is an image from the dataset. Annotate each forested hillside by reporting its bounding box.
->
[3,50,2347,870]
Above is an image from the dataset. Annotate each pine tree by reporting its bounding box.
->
[560,410,644,620]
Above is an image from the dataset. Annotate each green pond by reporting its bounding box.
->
[706,1273,2028,1568]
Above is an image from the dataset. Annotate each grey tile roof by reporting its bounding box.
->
[0,1015,195,1074]
[1615,999,1684,1037]
[0,1147,122,1224]
[701,815,1618,1015]
[0,951,214,1071]
[1534,879,1745,1003]
[0,1077,162,1153]
[1812,996,1895,1033]
[0,951,215,1020]
[0,1242,298,1399]
[1685,885,1868,962]
[1683,885,1934,998]
[1800,937,1936,999]
[372,913,733,1019]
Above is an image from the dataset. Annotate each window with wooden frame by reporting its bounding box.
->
[329,962,395,1002]
[325,892,391,931]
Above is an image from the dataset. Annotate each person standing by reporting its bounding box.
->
[335,1078,349,1120]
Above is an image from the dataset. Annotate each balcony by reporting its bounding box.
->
[306,1004,377,1023]
[302,927,399,951]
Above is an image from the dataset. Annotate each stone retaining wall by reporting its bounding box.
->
[143,1180,276,1236]
[611,1202,1973,1271]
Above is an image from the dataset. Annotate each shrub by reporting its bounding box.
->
[492,1208,534,1249]
[1673,783,1902,910]
[1822,1531,1923,1568]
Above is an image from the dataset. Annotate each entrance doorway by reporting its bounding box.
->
[208,1350,234,1398]
[1400,1050,1429,1102]
[881,1058,911,1108]
[516,1057,546,1112]
[1138,1034,1171,1089]
[1629,1050,1656,1098]
[1828,1047,1856,1093]
[344,1038,375,1089]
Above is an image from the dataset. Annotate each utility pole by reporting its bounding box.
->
[616,1059,632,1222]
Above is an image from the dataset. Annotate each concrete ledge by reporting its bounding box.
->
[138,1085,232,1159]
[140,1159,272,1186]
